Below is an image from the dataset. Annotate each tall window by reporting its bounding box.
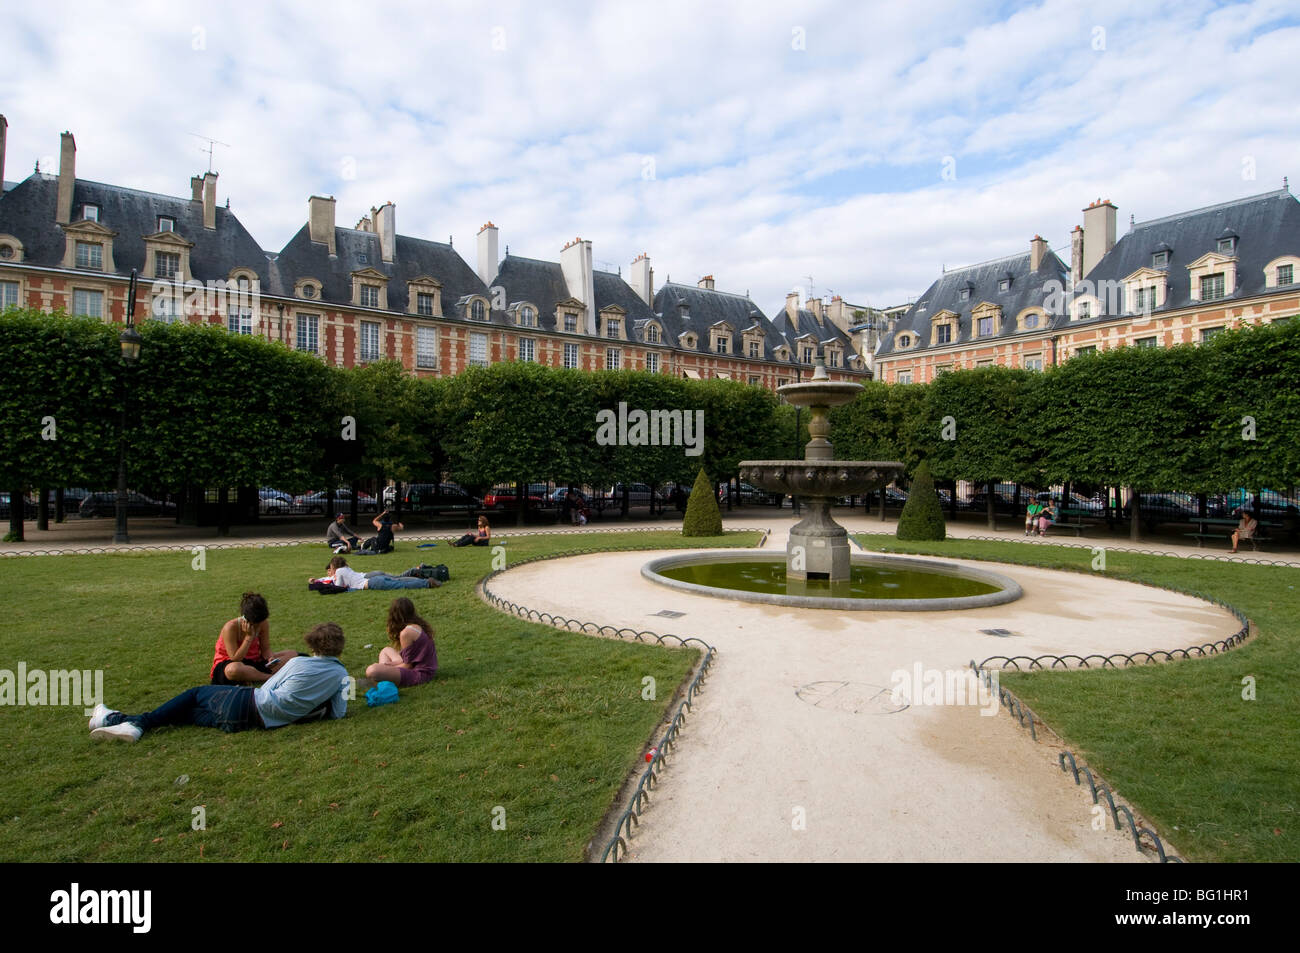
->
[360,285,379,308]
[748,340,759,358]
[0,281,18,311]
[646,325,660,344]
[1200,273,1225,301]
[470,299,486,321]
[360,321,380,360]
[518,337,536,362]
[826,350,840,367]
[416,327,436,368]
[1200,326,1225,342]
[297,314,319,353]
[802,347,813,363]
[227,306,252,335]
[73,289,103,318]
[606,319,621,339]
[519,306,536,327]
[606,347,621,370]
[75,242,102,270]
[469,332,488,367]
[715,336,728,354]
[1278,264,1294,286]
[416,292,435,316]
[977,316,994,336]
[935,324,952,344]
[155,252,180,280]
[563,314,577,332]
[646,352,660,373]
[563,342,579,369]
[1134,287,1151,312]
[83,205,99,222]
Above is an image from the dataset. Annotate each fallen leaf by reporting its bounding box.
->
[372,810,379,817]
[329,803,339,810]
[152,837,164,843]
[271,821,284,829]
[1275,828,1284,835]
[281,840,289,850]
[550,774,559,782]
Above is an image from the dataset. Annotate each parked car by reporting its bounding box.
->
[0,492,37,520]
[259,488,294,515]
[484,484,551,509]
[403,483,482,515]
[1120,493,1200,525]
[1035,491,1106,515]
[291,489,379,515]
[602,483,664,506]
[717,481,765,502]
[79,492,176,519]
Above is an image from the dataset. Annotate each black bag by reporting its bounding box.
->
[431,564,450,582]
[308,580,350,595]
[406,563,450,582]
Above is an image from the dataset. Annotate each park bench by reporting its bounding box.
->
[1184,517,1278,550]
[1045,507,1095,536]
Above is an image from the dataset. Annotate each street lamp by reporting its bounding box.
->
[113,270,141,544]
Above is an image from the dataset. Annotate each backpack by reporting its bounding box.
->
[409,563,450,582]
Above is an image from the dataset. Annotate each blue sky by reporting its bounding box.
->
[2,0,1296,313]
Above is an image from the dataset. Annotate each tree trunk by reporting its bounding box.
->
[1129,487,1141,542]
[516,480,525,528]
[393,480,403,521]
[37,487,49,531]
[55,487,65,524]
[217,486,230,537]
[879,486,886,522]
[349,480,360,527]
[948,479,958,520]
[7,486,24,541]
[986,480,997,530]
[621,483,630,518]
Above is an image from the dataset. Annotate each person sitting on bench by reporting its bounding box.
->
[89,622,350,742]
[1230,510,1258,554]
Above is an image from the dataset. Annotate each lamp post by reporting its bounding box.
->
[113,270,142,544]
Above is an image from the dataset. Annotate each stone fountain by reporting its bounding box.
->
[739,356,902,582]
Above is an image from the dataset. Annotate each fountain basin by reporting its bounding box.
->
[641,551,1022,611]
[739,460,902,498]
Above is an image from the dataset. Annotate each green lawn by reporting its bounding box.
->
[0,530,757,862]
[857,533,1300,863]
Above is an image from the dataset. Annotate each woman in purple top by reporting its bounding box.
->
[365,597,438,688]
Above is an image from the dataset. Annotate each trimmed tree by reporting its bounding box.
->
[895,460,946,541]
[682,467,723,537]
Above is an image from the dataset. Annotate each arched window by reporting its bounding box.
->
[471,299,485,321]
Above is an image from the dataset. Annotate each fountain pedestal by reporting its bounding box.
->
[739,356,902,583]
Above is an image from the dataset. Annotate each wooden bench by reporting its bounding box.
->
[1045,507,1097,536]
[1185,531,1268,551]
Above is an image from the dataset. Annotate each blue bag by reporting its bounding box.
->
[365,680,399,707]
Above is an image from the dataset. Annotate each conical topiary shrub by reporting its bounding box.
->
[682,468,723,537]
[895,460,946,541]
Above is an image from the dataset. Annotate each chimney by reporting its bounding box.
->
[477,222,499,286]
[56,131,76,225]
[698,275,714,290]
[355,213,373,232]
[785,290,800,319]
[373,201,395,263]
[0,115,7,194]
[202,172,218,230]
[560,237,595,334]
[1081,199,1117,280]
[1030,234,1049,272]
[308,195,337,256]
[1070,226,1084,289]
[628,253,653,306]
[808,296,824,320]
[191,175,204,202]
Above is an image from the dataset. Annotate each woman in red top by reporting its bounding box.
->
[210,592,300,685]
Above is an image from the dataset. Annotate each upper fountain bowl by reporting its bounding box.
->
[776,378,863,409]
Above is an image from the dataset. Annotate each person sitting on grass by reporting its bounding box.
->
[89,623,349,742]
[326,514,360,554]
[365,597,439,688]
[1230,509,1258,554]
[452,515,491,547]
[321,555,440,590]
[211,592,302,685]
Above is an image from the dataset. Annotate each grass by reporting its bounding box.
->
[857,533,1300,863]
[0,530,758,862]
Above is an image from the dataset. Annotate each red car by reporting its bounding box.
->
[484,484,550,509]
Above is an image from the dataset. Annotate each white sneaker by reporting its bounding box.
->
[88,703,119,730]
[91,722,142,742]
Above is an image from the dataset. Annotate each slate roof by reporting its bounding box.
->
[0,174,268,283]
[769,306,858,354]
[273,224,492,318]
[489,254,658,336]
[1077,188,1300,320]
[877,249,1068,356]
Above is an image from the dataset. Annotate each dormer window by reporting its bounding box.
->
[959,288,971,301]
[646,325,660,344]
[471,299,486,321]
[519,305,536,327]
[1152,251,1169,269]
[802,346,814,363]
[715,335,728,354]
[75,241,102,270]
[898,335,911,348]
[158,216,175,233]
[1217,237,1236,255]
[998,278,1011,292]
[360,285,379,308]
[1278,264,1294,286]
[83,205,99,222]
[977,316,994,336]
[302,283,317,299]
[826,349,840,368]
[606,318,621,339]
[563,313,577,332]
[1023,312,1040,329]
[935,324,952,344]
[155,252,180,280]
[748,340,760,358]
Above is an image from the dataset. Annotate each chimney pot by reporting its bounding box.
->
[202,172,218,230]
[56,131,76,225]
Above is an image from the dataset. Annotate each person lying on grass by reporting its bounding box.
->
[89,622,350,742]
[318,555,440,591]
[365,597,438,688]
[211,591,302,685]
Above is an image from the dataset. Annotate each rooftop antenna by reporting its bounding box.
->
[189,133,230,173]
[1285,176,1290,193]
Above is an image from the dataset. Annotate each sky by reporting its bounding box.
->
[2,0,1297,314]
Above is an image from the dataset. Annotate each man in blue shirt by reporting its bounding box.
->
[89,623,350,741]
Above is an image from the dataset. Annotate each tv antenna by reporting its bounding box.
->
[189,133,231,173]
